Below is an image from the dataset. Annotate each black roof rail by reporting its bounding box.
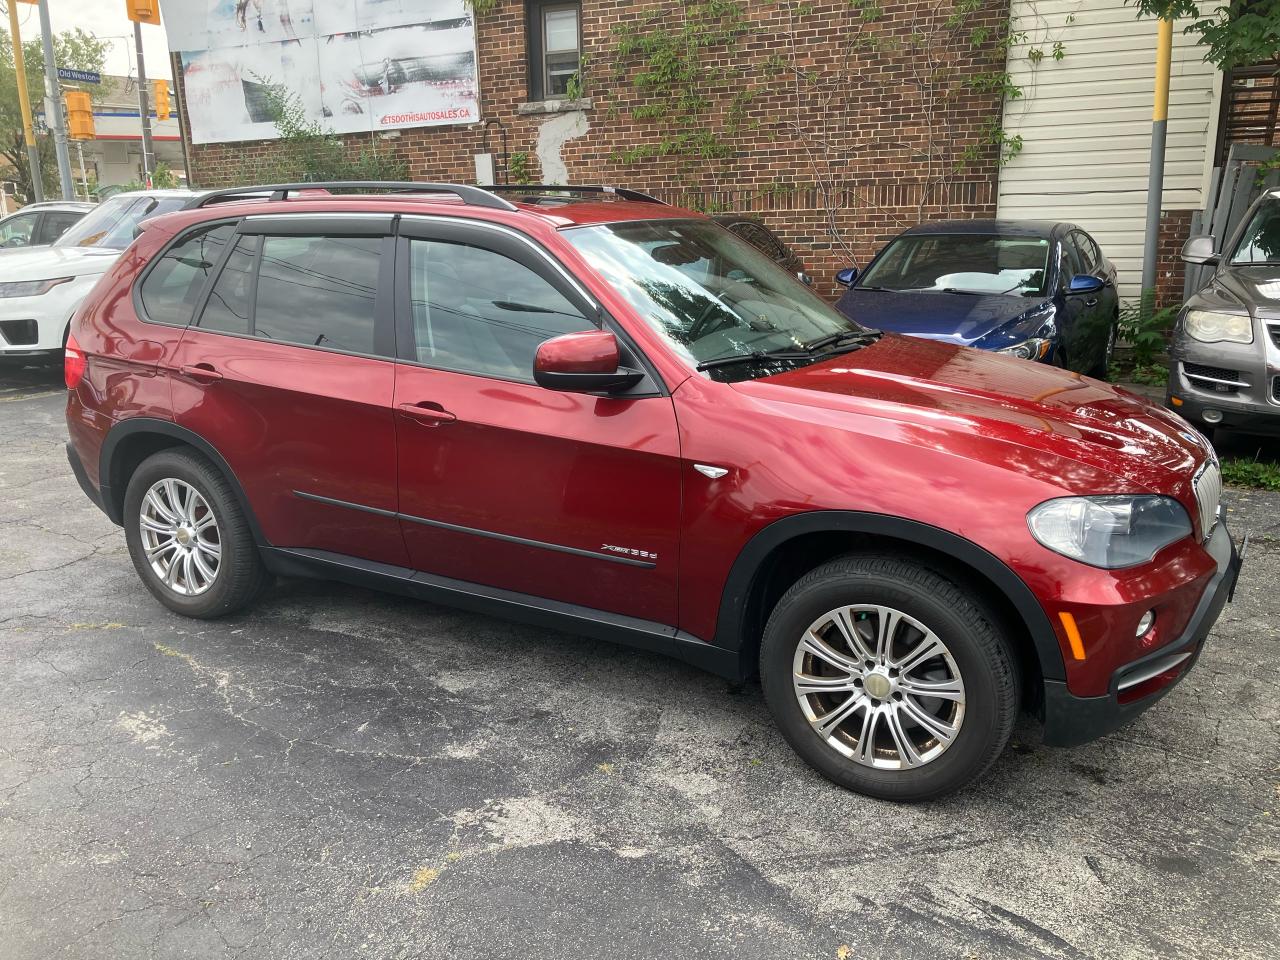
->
[483,184,668,205]
[186,181,518,212]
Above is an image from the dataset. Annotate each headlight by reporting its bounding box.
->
[998,337,1053,360]
[1027,496,1192,568]
[1185,309,1252,344]
[0,277,74,298]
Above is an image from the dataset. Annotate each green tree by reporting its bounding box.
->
[1131,1,1280,69]
[234,79,407,185]
[0,27,109,200]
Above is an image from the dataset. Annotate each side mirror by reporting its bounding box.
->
[533,330,644,394]
[835,267,858,287]
[1181,235,1218,266]
[1068,274,1105,295]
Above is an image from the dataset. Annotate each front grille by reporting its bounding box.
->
[0,318,37,346]
[1274,377,1280,402]
[1183,362,1245,393]
[1192,460,1222,541]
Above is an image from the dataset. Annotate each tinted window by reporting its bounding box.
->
[36,211,85,244]
[0,213,37,247]
[1058,241,1081,286]
[198,235,258,335]
[140,223,236,326]
[1073,232,1101,272]
[253,235,381,354]
[408,238,591,380]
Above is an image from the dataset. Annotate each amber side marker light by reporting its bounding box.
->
[1058,611,1087,661]
[1170,396,1183,407]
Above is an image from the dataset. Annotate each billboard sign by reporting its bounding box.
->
[159,0,478,145]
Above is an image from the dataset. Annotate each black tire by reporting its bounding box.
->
[759,555,1020,802]
[123,448,270,618]
[1090,315,1119,379]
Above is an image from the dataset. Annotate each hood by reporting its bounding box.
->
[1212,264,1280,313]
[835,288,1043,345]
[0,245,121,282]
[733,334,1207,490]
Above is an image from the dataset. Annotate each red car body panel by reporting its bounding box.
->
[63,191,1237,744]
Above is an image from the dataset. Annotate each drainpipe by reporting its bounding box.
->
[1140,17,1174,302]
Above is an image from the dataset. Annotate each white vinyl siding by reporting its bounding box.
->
[997,1,1220,298]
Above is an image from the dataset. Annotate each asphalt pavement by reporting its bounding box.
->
[2,362,1278,960]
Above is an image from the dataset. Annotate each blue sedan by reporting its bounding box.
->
[834,220,1120,376]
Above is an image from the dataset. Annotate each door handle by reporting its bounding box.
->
[1084,298,1099,307]
[397,401,456,425]
[179,363,223,383]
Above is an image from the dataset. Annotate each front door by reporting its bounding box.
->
[391,219,682,627]
[172,216,408,566]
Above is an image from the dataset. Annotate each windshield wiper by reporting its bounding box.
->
[802,329,882,352]
[940,287,983,295]
[695,348,812,371]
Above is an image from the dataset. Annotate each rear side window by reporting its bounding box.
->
[254,235,380,354]
[139,223,237,326]
[36,212,83,245]
[198,234,258,335]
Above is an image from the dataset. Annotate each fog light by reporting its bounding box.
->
[1203,409,1223,424]
[1136,610,1155,637]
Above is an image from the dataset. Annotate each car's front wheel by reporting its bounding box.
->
[123,448,269,618]
[760,555,1020,802]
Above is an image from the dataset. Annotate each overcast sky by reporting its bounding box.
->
[11,1,175,82]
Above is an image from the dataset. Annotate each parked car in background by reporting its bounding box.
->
[0,201,94,251]
[1168,188,1280,439]
[0,190,194,360]
[834,220,1119,376]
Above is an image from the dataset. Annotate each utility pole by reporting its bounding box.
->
[133,19,154,183]
[6,1,43,201]
[1140,17,1174,303]
[35,0,73,199]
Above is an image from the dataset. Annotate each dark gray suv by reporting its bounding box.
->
[1168,190,1280,439]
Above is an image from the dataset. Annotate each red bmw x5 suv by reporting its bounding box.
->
[65,182,1241,801]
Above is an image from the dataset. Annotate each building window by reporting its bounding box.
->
[529,1,581,100]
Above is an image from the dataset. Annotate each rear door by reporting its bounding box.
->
[390,217,682,626]
[172,214,407,566]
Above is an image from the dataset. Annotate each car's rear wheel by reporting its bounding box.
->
[760,555,1019,802]
[123,449,269,618]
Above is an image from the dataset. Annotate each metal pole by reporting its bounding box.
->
[35,0,72,199]
[1141,17,1174,300]
[7,0,43,201]
[75,139,88,199]
[133,20,154,183]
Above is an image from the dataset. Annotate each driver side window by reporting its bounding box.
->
[406,239,593,381]
[0,213,37,247]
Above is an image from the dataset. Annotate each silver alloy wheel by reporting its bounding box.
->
[792,604,966,769]
[138,478,221,597]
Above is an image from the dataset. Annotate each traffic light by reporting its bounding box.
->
[64,91,94,140]
[153,80,170,121]
[126,0,161,26]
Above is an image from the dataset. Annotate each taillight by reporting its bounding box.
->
[64,333,86,389]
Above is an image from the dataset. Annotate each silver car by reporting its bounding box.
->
[1168,189,1280,439]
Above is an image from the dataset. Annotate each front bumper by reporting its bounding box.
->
[1167,386,1280,436]
[1041,520,1240,747]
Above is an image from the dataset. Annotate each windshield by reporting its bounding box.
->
[54,195,187,250]
[860,233,1050,296]
[563,219,866,380]
[1231,197,1280,264]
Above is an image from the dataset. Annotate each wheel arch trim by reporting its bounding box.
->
[97,417,268,546]
[712,511,1066,681]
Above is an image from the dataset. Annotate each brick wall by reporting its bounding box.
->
[1154,209,1193,308]
[178,0,1009,298]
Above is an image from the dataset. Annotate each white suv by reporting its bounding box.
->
[0,190,195,358]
